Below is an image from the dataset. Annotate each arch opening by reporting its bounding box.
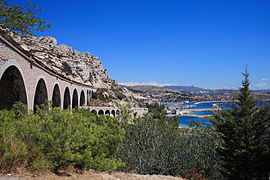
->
[52,84,61,108]
[111,110,115,117]
[91,110,97,115]
[80,90,85,106]
[105,110,110,116]
[87,89,92,106]
[0,66,27,109]
[72,89,78,108]
[34,78,48,110]
[98,110,104,116]
[116,110,120,116]
[63,87,71,109]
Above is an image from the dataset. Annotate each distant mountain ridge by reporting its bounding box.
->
[122,85,270,102]
[121,85,190,102]
[165,86,270,93]
[121,85,182,93]
[164,85,206,92]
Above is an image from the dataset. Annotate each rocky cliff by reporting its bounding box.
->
[10,33,137,106]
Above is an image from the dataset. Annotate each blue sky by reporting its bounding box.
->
[21,0,270,89]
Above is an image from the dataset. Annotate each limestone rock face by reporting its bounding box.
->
[13,35,116,89]
[11,34,138,105]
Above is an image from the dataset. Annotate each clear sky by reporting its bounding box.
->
[21,0,270,89]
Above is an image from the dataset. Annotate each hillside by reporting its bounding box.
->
[8,33,137,106]
[164,85,206,92]
[122,85,190,103]
[124,85,270,103]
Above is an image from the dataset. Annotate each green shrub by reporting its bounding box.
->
[29,156,52,171]
[0,103,125,172]
[146,103,166,119]
[0,129,28,173]
[120,117,223,179]
[93,154,125,171]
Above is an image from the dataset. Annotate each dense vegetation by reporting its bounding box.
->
[0,104,124,173]
[121,103,222,179]
[1,72,270,179]
[120,116,222,179]
[0,103,223,179]
[211,71,270,179]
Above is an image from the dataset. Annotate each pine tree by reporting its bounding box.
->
[211,70,270,179]
[0,0,51,35]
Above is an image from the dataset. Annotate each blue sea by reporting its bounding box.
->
[178,116,212,128]
[184,101,231,110]
[178,101,270,127]
[189,111,213,115]
[178,101,227,127]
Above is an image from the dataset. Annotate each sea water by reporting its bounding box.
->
[178,101,270,127]
[178,101,223,127]
[178,116,212,128]
[189,111,213,115]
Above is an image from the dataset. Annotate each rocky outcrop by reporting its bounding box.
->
[10,34,137,105]
[12,35,115,88]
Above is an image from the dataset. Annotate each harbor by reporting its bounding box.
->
[165,101,226,127]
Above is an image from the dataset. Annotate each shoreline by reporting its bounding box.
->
[181,114,212,118]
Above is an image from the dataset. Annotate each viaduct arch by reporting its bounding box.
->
[0,64,27,109]
[52,84,61,107]
[0,32,148,117]
[72,89,78,108]
[87,106,120,117]
[0,33,93,111]
[33,78,48,111]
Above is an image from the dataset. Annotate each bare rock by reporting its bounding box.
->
[53,44,72,56]
[8,33,138,105]
[38,36,57,48]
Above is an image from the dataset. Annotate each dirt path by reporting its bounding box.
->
[0,172,185,180]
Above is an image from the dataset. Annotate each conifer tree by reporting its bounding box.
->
[0,0,51,35]
[211,70,270,179]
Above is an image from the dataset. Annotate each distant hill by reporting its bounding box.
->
[121,85,190,102]
[164,86,206,92]
[255,89,270,93]
[122,85,181,94]
[121,85,270,102]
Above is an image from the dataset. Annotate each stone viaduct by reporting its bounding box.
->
[0,32,148,118]
[86,107,120,117]
[0,32,93,111]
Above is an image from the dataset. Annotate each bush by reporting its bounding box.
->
[120,116,223,179]
[0,103,125,173]
[0,129,28,173]
[146,103,166,119]
[29,156,52,172]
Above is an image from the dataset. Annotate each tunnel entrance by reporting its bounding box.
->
[0,66,27,109]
